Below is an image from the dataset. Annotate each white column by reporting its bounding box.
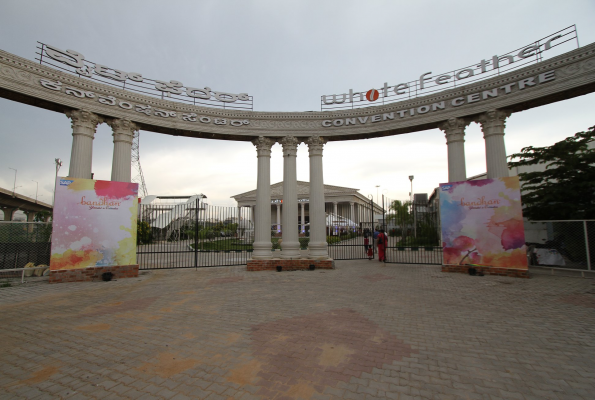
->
[300,202,305,233]
[307,136,329,259]
[276,203,281,233]
[438,117,469,182]
[252,137,274,259]
[350,202,355,229]
[107,118,136,182]
[478,109,511,179]
[66,109,102,179]
[280,136,300,258]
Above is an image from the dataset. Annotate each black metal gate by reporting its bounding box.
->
[381,196,443,265]
[137,199,253,269]
[326,199,377,260]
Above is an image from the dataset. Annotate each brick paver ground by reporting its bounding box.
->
[1,261,594,399]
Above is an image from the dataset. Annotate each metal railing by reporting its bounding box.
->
[525,220,593,271]
[0,222,52,270]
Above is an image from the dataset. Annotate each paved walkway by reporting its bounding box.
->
[1,261,594,399]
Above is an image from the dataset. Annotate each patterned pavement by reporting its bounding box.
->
[1,261,594,399]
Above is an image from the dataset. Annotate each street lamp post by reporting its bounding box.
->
[9,167,17,197]
[32,180,38,203]
[53,158,63,207]
[409,175,416,238]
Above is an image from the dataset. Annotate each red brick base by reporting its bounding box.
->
[247,259,334,271]
[442,264,529,278]
[49,265,139,283]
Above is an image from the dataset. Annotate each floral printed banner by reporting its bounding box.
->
[50,178,138,270]
[439,177,527,269]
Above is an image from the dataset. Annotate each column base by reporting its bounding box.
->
[442,265,529,278]
[280,242,301,259]
[247,258,334,271]
[308,242,329,259]
[49,265,139,283]
[252,242,273,259]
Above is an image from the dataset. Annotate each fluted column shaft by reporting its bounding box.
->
[66,109,101,179]
[108,119,137,182]
[350,202,355,227]
[478,110,511,179]
[439,117,470,182]
[252,137,274,259]
[276,204,281,232]
[280,136,300,258]
[307,136,329,259]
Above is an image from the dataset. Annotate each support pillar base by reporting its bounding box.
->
[442,265,529,278]
[49,265,139,283]
[247,258,334,271]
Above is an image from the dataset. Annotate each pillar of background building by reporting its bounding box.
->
[307,136,329,259]
[478,109,512,179]
[108,118,137,182]
[276,203,281,232]
[300,202,306,233]
[66,109,102,179]
[438,117,470,182]
[350,202,355,228]
[251,136,274,259]
[280,136,300,258]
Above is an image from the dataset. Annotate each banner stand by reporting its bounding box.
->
[50,177,139,283]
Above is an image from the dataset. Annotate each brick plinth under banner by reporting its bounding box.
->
[247,259,334,271]
[442,265,529,278]
[49,265,139,283]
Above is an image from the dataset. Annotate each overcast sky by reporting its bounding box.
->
[1,0,594,215]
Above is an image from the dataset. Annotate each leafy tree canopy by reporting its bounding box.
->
[508,125,595,220]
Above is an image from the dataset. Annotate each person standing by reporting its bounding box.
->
[377,229,388,262]
[373,228,379,251]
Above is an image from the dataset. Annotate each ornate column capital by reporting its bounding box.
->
[333,201,338,205]
[280,135,300,157]
[252,136,274,157]
[349,202,355,206]
[107,118,137,144]
[306,135,326,156]
[438,117,470,144]
[65,109,102,136]
[476,109,511,137]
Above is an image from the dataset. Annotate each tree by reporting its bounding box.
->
[387,200,412,226]
[508,125,595,220]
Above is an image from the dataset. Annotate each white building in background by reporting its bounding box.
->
[232,181,383,235]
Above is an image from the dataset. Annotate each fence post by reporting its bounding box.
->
[584,221,591,271]
[195,197,199,269]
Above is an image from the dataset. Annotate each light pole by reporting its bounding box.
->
[375,185,380,205]
[409,175,416,238]
[53,158,63,207]
[9,167,17,197]
[32,180,38,203]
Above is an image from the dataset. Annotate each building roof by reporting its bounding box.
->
[231,181,360,200]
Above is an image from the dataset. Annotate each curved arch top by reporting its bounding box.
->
[0,43,594,142]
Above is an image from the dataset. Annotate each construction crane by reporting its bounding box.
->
[131,130,149,198]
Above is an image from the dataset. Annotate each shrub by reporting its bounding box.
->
[137,221,153,245]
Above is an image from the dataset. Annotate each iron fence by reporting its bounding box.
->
[137,200,253,269]
[326,199,377,260]
[382,197,443,265]
[0,222,52,270]
[525,220,593,270]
